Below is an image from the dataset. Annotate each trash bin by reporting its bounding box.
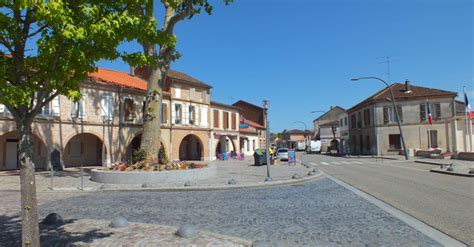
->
[253,149,267,166]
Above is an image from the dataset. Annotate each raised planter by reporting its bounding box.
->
[90,165,217,184]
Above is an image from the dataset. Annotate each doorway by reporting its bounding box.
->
[5,139,19,170]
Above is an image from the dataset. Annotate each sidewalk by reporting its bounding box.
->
[0,158,321,192]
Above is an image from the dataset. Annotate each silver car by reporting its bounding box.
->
[276,148,289,160]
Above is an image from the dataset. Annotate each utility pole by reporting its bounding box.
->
[263,100,272,181]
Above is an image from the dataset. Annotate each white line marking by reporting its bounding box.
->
[326,175,466,247]
[331,162,341,165]
[309,162,318,166]
[341,161,351,164]
[321,162,330,166]
[352,161,363,164]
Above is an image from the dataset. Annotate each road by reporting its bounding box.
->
[300,153,474,246]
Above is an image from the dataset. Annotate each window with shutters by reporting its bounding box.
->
[175,104,182,124]
[189,105,195,125]
[396,105,403,122]
[383,106,390,124]
[434,103,441,119]
[357,112,362,128]
[161,103,168,124]
[201,105,208,127]
[213,109,219,128]
[420,104,426,122]
[100,94,113,122]
[231,113,236,130]
[124,98,135,121]
[350,114,356,129]
[223,111,229,129]
[71,98,86,120]
[363,109,370,126]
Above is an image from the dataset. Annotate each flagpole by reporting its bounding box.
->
[426,99,431,149]
[465,86,473,152]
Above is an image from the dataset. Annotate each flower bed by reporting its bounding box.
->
[105,161,208,172]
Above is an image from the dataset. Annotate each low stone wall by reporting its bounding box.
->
[415,149,442,157]
[458,152,474,161]
[90,165,217,184]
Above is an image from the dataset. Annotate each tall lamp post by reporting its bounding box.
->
[351,77,409,160]
[263,100,272,181]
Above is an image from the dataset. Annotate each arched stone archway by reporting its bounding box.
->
[179,134,203,161]
[0,131,47,170]
[125,134,167,163]
[63,133,105,167]
[214,135,237,158]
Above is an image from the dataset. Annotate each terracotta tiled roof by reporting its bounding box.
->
[284,129,313,135]
[89,68,147,91]
[211,101,241,111]
[348,82,457,112]
[167,70,212,88]
[134,66,211,88]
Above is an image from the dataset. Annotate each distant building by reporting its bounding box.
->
[281,129,313,149]
[347,81,472,156]
[232,100,267,153]
[312,106,348,153]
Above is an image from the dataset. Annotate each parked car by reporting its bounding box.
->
[306,140,322,154]
[276,148,289,160]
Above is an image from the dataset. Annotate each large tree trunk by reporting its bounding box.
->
[140,59,164,163]
[17,119,40,246]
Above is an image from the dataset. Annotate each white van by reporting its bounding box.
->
[307,140,322,154]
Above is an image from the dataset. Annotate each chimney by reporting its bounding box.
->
[405,80,411,92]
[130,66,135,76]
[330,106,333,110]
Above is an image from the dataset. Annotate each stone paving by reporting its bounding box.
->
[0,218,250,247]
[0,158,313,192]
[28,178,441,246]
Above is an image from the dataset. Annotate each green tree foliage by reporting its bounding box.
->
[0,1,173,245]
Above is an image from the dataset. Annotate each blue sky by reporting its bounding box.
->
[98,0,473,132]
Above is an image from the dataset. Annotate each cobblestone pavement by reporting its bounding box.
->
[301,153,474,246]
[27,178,442,246]
[0,158,312,191]
[0,218,250,247]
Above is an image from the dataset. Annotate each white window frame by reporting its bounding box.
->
[100,94,114,122]
[71,98,86,120]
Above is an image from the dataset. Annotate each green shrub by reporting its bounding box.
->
[132,148,146,164]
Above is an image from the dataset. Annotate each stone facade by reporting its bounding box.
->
[347,82,473,155]
[0,68,243,171]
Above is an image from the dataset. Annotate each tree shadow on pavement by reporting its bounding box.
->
[0,214,112,246]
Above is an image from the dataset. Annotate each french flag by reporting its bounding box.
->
[427,102,433,125]
[465,92,473,120]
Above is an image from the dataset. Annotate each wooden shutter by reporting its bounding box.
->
[383,107,389,124]
[224,111,229,129]
[213,109,219,128]
[420,104,426,122]
[396,105,403,122]
[231,113,236,130]
[434,103,441,119]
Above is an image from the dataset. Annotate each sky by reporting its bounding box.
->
[97,0,473,132]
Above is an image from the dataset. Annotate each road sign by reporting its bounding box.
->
[288,149,296,165]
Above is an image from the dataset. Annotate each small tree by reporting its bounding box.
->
[139,0,232,163]
[0,2,170,245]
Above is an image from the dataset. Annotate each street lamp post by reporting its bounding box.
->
[263,100,272,181]
[294,121,309,166]
[351,77,409,160]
